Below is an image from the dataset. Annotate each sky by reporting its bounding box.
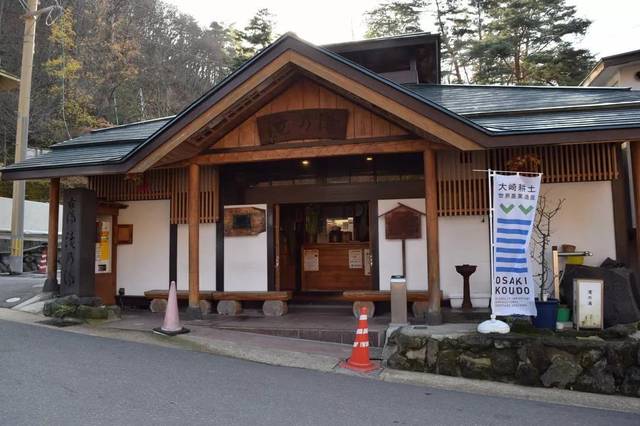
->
[165,0,640,58]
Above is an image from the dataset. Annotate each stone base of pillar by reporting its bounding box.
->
[42,277,59,294]
[185,306,202,320]
[411,301,429,320]
[352,301,375,318]
[263,300,288,317]
[217,300,242,316]
[199,300,212,316]
[149,298,167,313]
[425,310,443,325]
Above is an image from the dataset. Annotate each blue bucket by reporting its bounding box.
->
[532,299,559,329]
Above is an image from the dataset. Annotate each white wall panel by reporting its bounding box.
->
[116,200,170,296]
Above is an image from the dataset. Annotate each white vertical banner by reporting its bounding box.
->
[491,172,542,316]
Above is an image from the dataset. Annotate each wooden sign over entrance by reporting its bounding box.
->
[381,203,424,240]
[257,108,348,144]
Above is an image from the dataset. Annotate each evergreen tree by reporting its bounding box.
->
[232,8,276,67]
[467,0,594,85]
[364,0,426,38]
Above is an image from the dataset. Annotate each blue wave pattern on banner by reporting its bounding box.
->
[495,218,532,274]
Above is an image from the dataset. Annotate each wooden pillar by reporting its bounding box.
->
[630,141,640,270]
[188,163,200,311]
[424,147,442,324]
[42,178,60,293]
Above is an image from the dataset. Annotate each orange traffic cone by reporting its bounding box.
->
[340,306,380,373]
[153,281,189,336]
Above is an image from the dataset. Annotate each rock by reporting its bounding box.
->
[76,296,103,307]
[263,300,288,317]
[606,342,639,380]
[620,366,640,397]
[459,354,492,380]
[217,300,242,316]
[457,334,493,352]
[149,298,167,313]
[493,339,513,349]
[199,300,212,316]
[540,358,582,388]
[411,301,429,320]
[396,331,427,351]
[574,360,616,394]
[491,350,517,376]
[74,305,109,320]
[426,339,439,371]
[43,300,77,318]
[387,353,411,371]
[520,342,549,372]
[515,362,540,386]
[54,295,81,306]
[403,347,426,371]
[601,323,639,339]
[106,305,122,320]
[578,349,603,369]
[437,350,459,377]
[352,301,375,318]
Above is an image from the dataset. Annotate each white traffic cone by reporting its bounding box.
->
[153,281,189,336]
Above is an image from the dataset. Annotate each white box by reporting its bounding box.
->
[573,279,604,330]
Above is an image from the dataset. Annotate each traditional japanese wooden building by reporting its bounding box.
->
[3,33,640,323]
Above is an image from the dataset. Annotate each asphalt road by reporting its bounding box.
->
[0,274,45,308]
[0,320,638,426]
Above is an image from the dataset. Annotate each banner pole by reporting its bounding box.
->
[477,168,510,334]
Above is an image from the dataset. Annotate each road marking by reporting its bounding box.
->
[5,297,21,303]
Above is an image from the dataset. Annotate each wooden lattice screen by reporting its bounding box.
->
[89,166,219,224]
[437,142,620,216]
[90,142,621,220]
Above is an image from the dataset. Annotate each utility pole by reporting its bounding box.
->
[8,0,39,274]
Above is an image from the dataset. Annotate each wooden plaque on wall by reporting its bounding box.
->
[382,204,424,240]
[224,207,266,237]
[257,108,348,144]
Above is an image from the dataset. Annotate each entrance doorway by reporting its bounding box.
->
[275,202,372,292]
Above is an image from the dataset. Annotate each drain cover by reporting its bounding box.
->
[5,297,21,303]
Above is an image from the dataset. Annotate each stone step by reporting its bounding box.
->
[443,308,490,323]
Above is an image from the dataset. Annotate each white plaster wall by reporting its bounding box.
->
[177,223,216,291]
[378,199,428,291]
[439,215,491,299]
[378,181,617,300]
[224,204,268,291]
[116,200,170,296]
[617,64,640,89]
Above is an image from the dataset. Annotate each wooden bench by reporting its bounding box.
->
[144,290,293,316]
[144,290,215,300]
[212,291,293,316]
[144,290,215,313]
[342,290,441,318]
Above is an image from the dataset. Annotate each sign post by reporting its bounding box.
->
[477,169,542,334]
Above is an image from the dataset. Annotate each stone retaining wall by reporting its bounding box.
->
[384,324,640,397]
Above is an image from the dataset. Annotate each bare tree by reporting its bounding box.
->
[530,195,564,300]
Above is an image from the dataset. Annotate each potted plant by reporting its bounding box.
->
[530,195,565,329]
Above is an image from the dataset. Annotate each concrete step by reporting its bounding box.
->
[214,325,386,348]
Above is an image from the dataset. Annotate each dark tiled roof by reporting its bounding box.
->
[53,116,174,147]
[404,84,640,132]
[2,117,173,173]
[2,142,140,171]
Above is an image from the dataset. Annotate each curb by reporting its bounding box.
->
[1,307,639,414]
